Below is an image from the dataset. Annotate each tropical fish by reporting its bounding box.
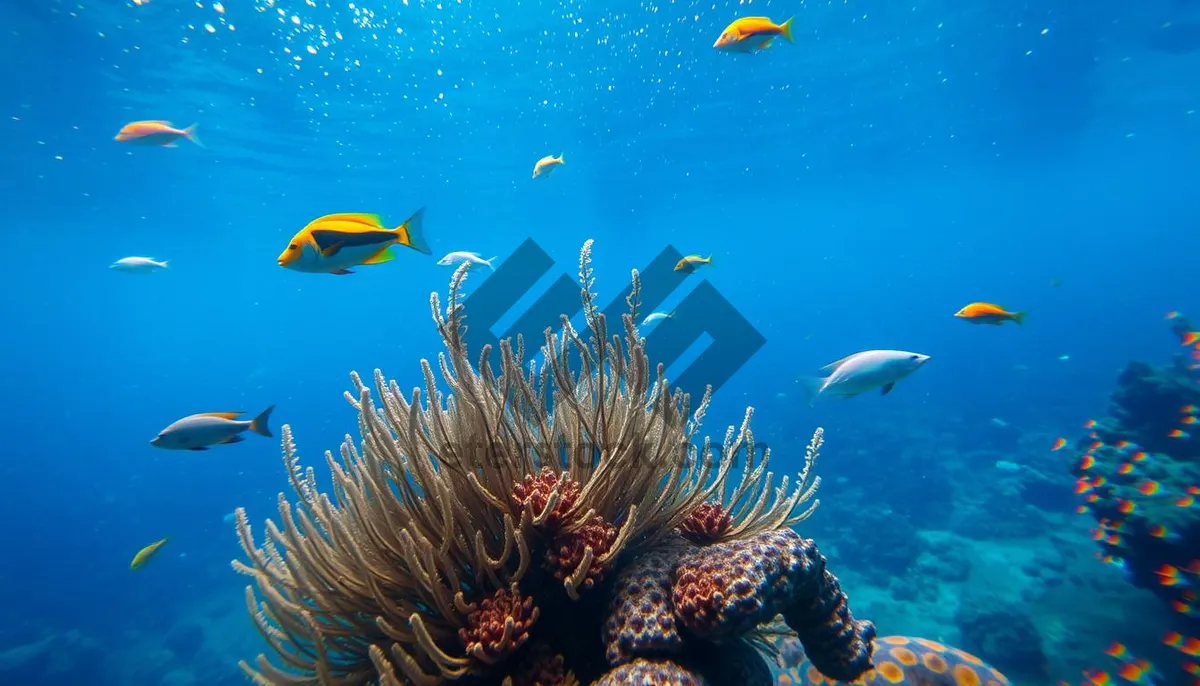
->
[674,255,712,273]
[713,16,794,53]
[798,350,930,404]
[150,406,275,451]
[640,311,673,327]
[114,120,200,147]
[954,302,1026,325]
[532,153,564,179]
[130,538,168,570]
[278,209,431,275]
[437,251,497,271]
[110,256,168,273]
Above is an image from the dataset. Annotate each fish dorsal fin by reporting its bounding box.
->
[313,213,384,228]
[143,120,174,126]
[361,247,397,265]
[742,16,771,21]
[820,353,859,373]
[199,411,244,420]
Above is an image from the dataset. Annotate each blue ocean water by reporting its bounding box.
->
[2,0,1199,683]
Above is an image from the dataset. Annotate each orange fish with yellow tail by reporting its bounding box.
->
[713,16,794,53]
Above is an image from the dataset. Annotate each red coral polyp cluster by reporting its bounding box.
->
[545,514,619,591]
[513,467,582,530]
[459,587,539,665]
[678,502,732,543]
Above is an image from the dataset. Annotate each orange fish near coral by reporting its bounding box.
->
[115,120,201,147]
[954,302,1026,326]
[713,16,795,53]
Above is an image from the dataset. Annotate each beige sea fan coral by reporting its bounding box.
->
[231,240,824,685]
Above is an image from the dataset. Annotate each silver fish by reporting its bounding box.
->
[110,256,169,273]
[640,311,673,327]
[437,251,497,271]
[798,350,930,404]
[150,406,274,451]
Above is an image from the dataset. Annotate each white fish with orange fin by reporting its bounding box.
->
[150,407,275,450]
[533,153,565,179]
[797,350,930,404]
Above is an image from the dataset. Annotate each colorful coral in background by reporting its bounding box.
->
[1064,313,1200,631]
[231,242,875,685]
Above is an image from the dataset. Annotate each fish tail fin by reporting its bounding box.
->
[394,207,432,255]
[160,260,169,269]
[249,405,275,438]
[1013,311,1026,326]
[780,17,795,43]
[796,376,824,406]
[558,152,565,163]
[706,254,714,265]
[184,124,203,148]
[485,255,498,271]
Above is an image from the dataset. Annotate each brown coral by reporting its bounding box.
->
[458,585,539,665]
[512,467,582,530]
[545,514,619,596]
[603,545,690,665]
[232,242,839,686]
[677,502,732,544]
[504,642,577,686]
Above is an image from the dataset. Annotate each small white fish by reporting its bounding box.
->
[797,350,930,404]
[990,417,1009,428]
[111,256,169,273]
[151,407,274,451]
[1058,354,1071,361]
[640,311,673,327]
[437,251,497,271]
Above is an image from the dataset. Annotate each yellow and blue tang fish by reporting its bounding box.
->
[777,635,1011,686]
[278,208,432,275]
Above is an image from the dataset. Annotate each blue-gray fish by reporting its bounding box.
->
[798,350,930,404]
[150,407,274,451]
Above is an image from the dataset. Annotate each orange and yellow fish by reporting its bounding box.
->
[532,153,565,179]
[130,538,168,570]
[278,209,432,275]
[674,254,712,273]
[713,16,795,53]
[115,120,201,147]
[954,302,1026,326]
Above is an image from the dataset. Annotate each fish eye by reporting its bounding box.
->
[288,245,298,251]
[909,355,920,360]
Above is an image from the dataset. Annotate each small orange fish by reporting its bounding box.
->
[115,120,201,147]
[1184,332,1200,347]
[1170,429,1191,439]
[532,153,565,179]
[713,16,795,53]
[1051,437,1068,451]
[954,302,1026,326]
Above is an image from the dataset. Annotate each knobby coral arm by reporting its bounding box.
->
[232,240,874,685]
